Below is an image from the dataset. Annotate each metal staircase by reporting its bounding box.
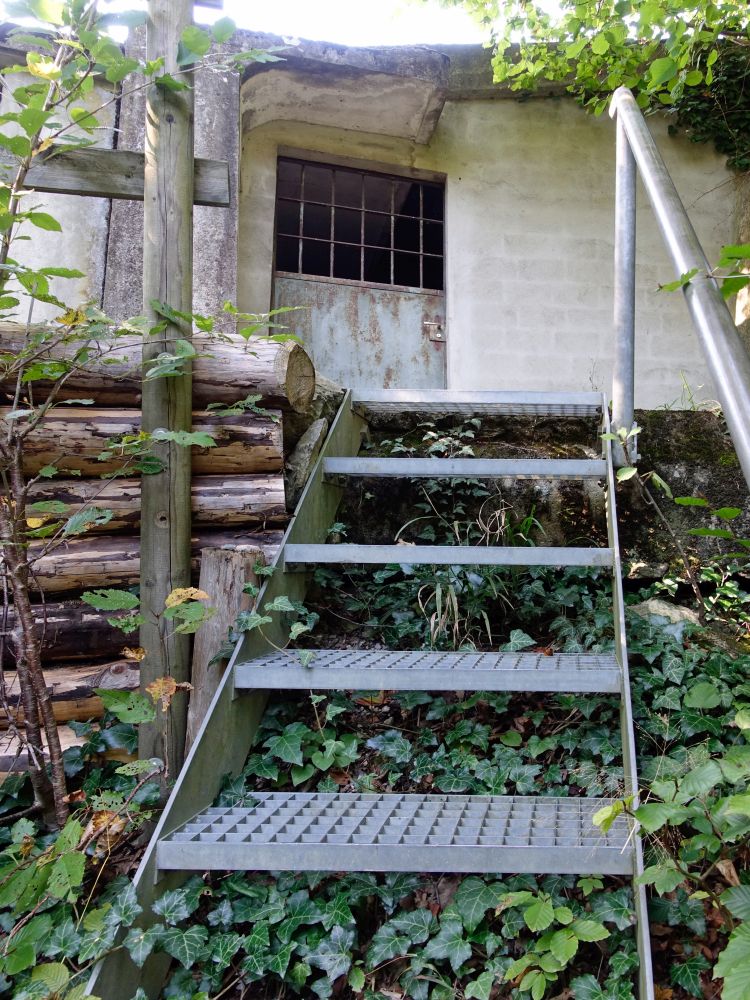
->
[89,387,654,999]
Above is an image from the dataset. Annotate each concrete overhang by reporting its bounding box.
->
[238,32,449,144]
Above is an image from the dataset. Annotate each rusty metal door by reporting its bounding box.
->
[274,276,446,390]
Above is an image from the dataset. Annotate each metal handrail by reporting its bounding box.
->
[609,86,750,488]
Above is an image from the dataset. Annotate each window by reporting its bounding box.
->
[274,158,444,292]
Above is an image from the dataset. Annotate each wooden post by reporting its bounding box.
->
[139,0,195,782]
[185,547,265,752]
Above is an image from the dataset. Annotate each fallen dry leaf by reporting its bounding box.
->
[146,676,193,712]
[121,646,146,661]
[165,587,210,608]
[716,858,741,886]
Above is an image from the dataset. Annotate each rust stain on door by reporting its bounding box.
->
[274,276,446,390]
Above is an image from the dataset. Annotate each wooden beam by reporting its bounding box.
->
[20,147,229,207]
[139,0,196,783]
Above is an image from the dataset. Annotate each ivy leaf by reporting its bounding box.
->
[670,954,710,998]
[389,908,436,943]
[589,888,634,929]
[570,974,610,1000]
[264,725,308,766]
[367,922,411,968]
[465,970,496,1000]
[124,925,164,967]
[241,921,271,977]
[424,917,472,974]
[153,887,193,924]
[267,941,295,978]
[502,629,535,651]
[161,925,210,968]
[454,877,505,932]
[322,893,355,932]
[276,890,322,942]
[306,924,355,979]
[109,882,143,927]
[43,916,81,959]
[209,931,244,971]
[367,729,413,764]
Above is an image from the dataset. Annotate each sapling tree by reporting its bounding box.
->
[0,0,283,825]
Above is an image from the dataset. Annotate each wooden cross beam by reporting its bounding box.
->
[8,145,229,207]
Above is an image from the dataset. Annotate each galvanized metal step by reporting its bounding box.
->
[234,649,621,693]
[352,389,604,419]
[157,792,633,875]
[284,543,614,569]
[324,457,607,480]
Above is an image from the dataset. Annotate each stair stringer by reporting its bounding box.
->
[87,390,366,1000]
[602,404,655,1000]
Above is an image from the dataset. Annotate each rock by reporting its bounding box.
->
[285,417,329,509]
[629,598,701,641]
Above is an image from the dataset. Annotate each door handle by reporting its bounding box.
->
[423,321,445,342]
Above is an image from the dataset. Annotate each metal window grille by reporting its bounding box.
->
[274,157,444,292]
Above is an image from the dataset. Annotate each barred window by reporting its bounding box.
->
[274,158,444,292]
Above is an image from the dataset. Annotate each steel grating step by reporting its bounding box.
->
[352,389,603,419]
[284,543,614,569]
[234,649,622,693]
[157,792,633,875]
[324,457,607,480]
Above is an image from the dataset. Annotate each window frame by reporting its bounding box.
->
[273,155,445,296]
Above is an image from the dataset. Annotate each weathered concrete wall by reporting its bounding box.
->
[238,92,733,408]
[0,74,115,320]
[102,28,239,325]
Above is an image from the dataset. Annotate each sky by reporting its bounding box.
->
[204,0,487,46]
[0,0,489,47]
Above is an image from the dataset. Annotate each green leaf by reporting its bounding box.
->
[30,961,69,992]
[571,918,609,942]
[124,925,163,967]
[589,887,634,930]
[423,917,472,974]
[671,954,710,997]
[714,923,750,1000]
[27,0,64,23]
[570,974,609,1000]
[637,862,684,894]
[659,268,699,292]
[524,895,555,931]
[649,56,677,87]
[591,33,609,54]
[161,925,209,968]
[81,588,139,611]
[209,931,244,971]
[212,16,236,43]
[47,851,85,900]
[499,730,522,747]
[680,759,723,797]
[348,966,366,992]
[151,428,216,449]
[96,689,155,724]
[635,801,686,832]
[674,496,709,506]
[26,212,62,232]
[264,596,297,612]
[307,924,354,979]
[616,466,638,482]
[683,683,722,710]
[263,724,308,765]
[465,970,496,1000]
[389,908,436,943]
[454,877,505,932]
[503,629,535,651]
[367,922,410,968]
[549,927,579,963]
[723,885,750,921]
[179,25,212,62]
[687,527,735,539]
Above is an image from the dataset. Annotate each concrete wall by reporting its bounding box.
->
[0,75,116,320]
[238,94,734,408]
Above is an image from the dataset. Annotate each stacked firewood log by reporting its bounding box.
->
[0,326,317,772]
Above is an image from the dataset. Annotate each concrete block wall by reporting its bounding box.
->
[239,93,734,409]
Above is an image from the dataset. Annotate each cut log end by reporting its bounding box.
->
[283,341,316,413]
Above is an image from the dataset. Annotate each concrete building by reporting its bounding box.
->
[1,30,736,408]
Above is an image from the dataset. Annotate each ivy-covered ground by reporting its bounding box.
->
[2,415,749,999]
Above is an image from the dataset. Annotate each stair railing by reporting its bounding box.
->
[609,86,750,488]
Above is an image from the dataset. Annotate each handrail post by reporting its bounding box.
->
[612,112,637,466]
